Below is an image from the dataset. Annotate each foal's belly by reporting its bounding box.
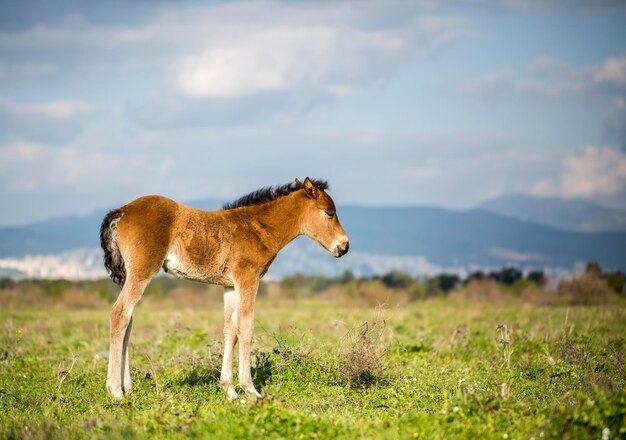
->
[162,252,232,286]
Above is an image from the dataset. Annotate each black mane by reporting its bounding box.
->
[222,178,329,210]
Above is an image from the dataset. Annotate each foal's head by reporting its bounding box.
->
[298,177,349,258]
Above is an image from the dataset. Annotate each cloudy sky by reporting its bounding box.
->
[1,0,625,226]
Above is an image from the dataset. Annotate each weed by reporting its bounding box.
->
[56,351,78,390]
[449,323,468,347]
[496,324,513,370]
[144,353,162,397]
[500,382,510,399]
[338,308,388,388]
[251,349,275,389]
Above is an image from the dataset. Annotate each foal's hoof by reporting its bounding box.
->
[225,387,238,401]
[241,385,262,400]
[221,380,238,401]
[107,385,124,400]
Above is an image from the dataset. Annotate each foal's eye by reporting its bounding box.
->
[325,211,334,218]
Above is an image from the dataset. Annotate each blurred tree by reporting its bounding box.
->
[490,267,522,285]
[464,270,485,285]
[340,271,356,284]
[526,270,547,286]
[605,271,625,294]
[427,273,460,295]
[381,271,415,289]
[585,261,603,277]
[0,278,16,289]
[282,273,304,290]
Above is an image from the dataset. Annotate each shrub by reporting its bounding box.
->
[450,279,510,302]
[557,273,620,306]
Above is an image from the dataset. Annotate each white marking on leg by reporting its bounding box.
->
[220,286,238,401]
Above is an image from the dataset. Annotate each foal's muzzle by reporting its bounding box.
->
[334,241,349,258]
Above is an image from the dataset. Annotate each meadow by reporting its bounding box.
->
[1,274,625,439]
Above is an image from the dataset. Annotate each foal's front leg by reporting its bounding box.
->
[237,280,262,399]
[220,286,238,401]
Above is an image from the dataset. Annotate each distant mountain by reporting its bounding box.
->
[336,205,625,270]
[0,210,108,258]
[478,194,626,232]
[1,199,625,277]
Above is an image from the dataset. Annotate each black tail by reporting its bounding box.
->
[100,209,126,287]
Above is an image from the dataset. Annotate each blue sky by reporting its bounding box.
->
[1,0,625,226]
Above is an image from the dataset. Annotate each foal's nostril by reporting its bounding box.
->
[334,241,349,257]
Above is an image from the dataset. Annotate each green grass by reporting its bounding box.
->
[1,297,625,439]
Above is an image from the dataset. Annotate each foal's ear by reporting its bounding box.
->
[303,177,318,199]
[294,177,302,187]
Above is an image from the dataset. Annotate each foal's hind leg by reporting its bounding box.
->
[121,316,133,394]
[106,277,149,398]
[220,286,239,401]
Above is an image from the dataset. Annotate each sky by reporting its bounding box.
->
[1,0,626,227]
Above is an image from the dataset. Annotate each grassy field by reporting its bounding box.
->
[1,289,625,439]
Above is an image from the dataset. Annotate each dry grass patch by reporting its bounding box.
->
[338,308,388,388]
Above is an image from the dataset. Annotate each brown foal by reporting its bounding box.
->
[100,177,349,400]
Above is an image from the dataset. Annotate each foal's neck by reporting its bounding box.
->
[252,193,304,254]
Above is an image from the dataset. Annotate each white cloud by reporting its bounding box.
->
[463,54,626,100]
[1,98,93,119]
[164,8,465,104]
[461,0,626,12]
[173,25,407,99]
[592,54,626,86]
[405,158,444,180]
[0,2,465,105]
[0,141,43,166]
[0,141,174,192]
[490,247,543,262]
[116,4,464,126]
[0,98,95,143]
[532,146,626,198]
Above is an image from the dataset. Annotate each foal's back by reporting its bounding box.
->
[115,195,234,284]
